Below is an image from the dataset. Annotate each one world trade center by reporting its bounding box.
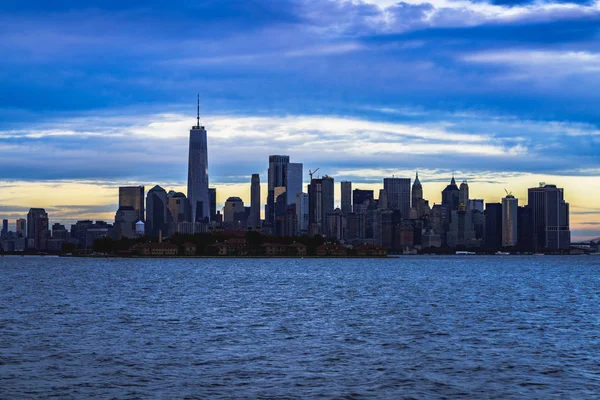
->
[187,95,210,223]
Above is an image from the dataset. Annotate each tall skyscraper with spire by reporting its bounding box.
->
[187,95,210,222]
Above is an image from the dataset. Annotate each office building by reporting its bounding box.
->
[442,176,460,214]
[209,188,217,223]
[187,96,210,222]
[341,181,352,215]
[384,177,411,218]
[502,194,518,247]
[459,180,469,208]
[484,203,502,250]
[114,206,140,239]
[286,163,303,206]
[1,219,8,237]
[16,218,26,238]
[353,189,374,213]
[296,192,309,234]
[528,183,571,251]
[118,186,144,222]
[266,155,289,224]
[250,174,261,230]
[146,185,169,237]
[27,208,49,250]
[223,197,245,230]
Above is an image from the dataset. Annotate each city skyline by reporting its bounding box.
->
[0,1,599,239]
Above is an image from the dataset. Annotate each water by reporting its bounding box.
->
[2,256,600,399]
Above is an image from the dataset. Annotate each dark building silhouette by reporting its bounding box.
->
[484,203,502,250]
[250,174,261,230]
[517,205,534,252]
[528,183,571,251]
[353,189,374,213]
[266,155,289,225]
[27,208,49,250]
[209,188,217,223]
[442,176,460,217]
[341,181,352,215]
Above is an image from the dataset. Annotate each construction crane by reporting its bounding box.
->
[504,189,513,196]
[309,168,320,181]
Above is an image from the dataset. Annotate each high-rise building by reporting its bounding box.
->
[410,172,429,219]
[528,183,571,251]
[187,96,210,223]
[517,206,534,251]
[321,176,335,232]
[484,203,502,250]
[118,186,144,222]
[209,188,217,223]
[286,163,303,206]
[167,191,192,235]
[1,219,7,237]
[250,174,261,230]
[384,177,411,218]
[114,206,140,239]
[447,204,478,248]
[27,208,49,250]
[502,194,518,247]
[308,178,323,235]
[544,185,570,250]
[223,197,245,230]
[296,192,309,234]
[442,176,460,211]
[378,189,388,210]
[266,155,290,224]
[459,180,469,208]
[469,199,484,213]
[16,218,26,238]
[146,185,169,237]
[341,181,352,215]
[353,189,374,213]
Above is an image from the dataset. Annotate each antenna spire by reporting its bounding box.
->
[196,93,200,128]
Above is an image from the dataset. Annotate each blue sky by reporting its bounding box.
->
[0,0,599,237]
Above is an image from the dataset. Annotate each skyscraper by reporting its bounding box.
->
[308,178,323,235]
[353,189,374,213]
[16,218,26,238]
[384,177,411,218]
[1,219,7,237]
[442,176,460,221]
[209,188,217,223]
[528,183,571,251]
[459,180,469,207]
[486,203,511,250]
[296,192,309,234]
[341,181,352,215]
[266,155,290,224]
[321,175,335,231]
[187,95,210,223]
[544,185,570,250]
[250,174,261,229]
[27,208,49,250]
[118,186,144,222]
[502,194,518,247]
[146,185,169,237]
[286,163,303,206]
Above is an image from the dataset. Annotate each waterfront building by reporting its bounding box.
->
[341,181,352,215]
[209,188,217,223]
[146,185,169,237]
[325,209,344,240]
[27,208,49,250]
[266,155,289,224]
[286,163,303,206]
[484,203,502,250]
[250,174,261,230]
[528,183,571,251]
[223,197,246,230]
[118,186,144,222]
[384,177,411,218]
[308,178,322,235]
[517,206,534,251]
[114,207,139,238]
[1,219,7,237]
[16,218,26,238]
[187,96,210,222]
[446,204,479,248]
[502,194,518,247]
[296,192,309,235]
[321,176,335,233]
[167,191,192,235]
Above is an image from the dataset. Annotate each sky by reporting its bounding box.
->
[0,0,599,239]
